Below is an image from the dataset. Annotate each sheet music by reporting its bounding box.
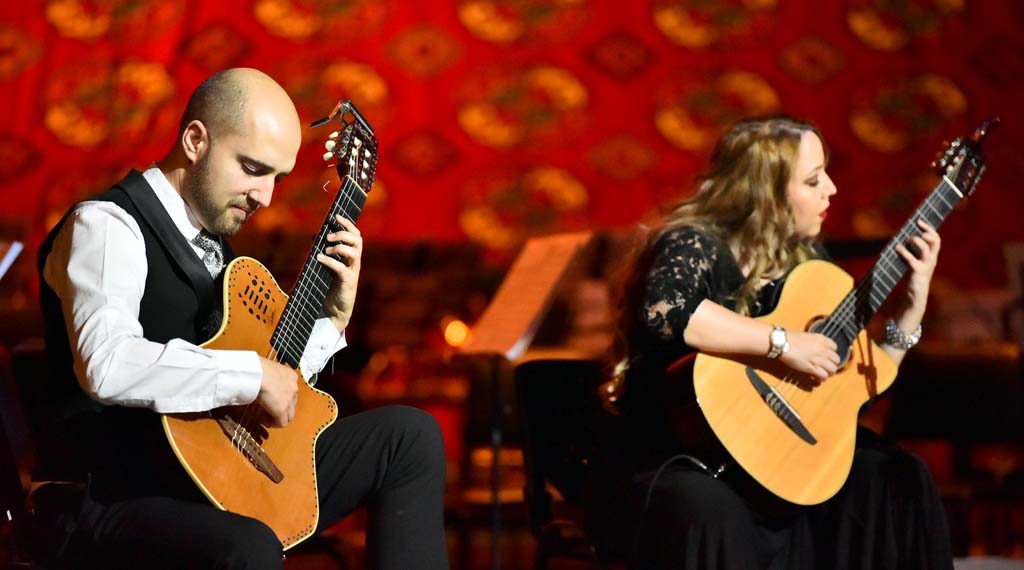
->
[461,231,592,362]
[0,241,23,281]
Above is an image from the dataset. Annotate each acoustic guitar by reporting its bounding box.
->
[162,101,378,549]
[668,118,998,506]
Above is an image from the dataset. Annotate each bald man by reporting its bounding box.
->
[35,69,449,569]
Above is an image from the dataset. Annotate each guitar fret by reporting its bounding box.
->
[829,181,965,338]
[933,186,955,210]
[920,199,942,221]
[273,178,372,361]
[872,264,898,289]
[287,309,316,330]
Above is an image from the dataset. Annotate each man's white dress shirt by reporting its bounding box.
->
[42,167,346,413]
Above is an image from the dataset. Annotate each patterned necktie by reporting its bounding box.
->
[191,230,224,279]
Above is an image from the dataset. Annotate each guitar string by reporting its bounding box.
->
[274,176,360,361]
[208,121,374,459]
[782,179,958,411]
[273,129,364,363]
[770,180,956,406]
[233,177,361,442]
[814,184,949,340]
[813,182,951,343]
[777,204,937,406]
[701,141,983,493]
[276,182,362,369]
[275,154,373,357]
[238,178,360,431]
[276,177,363,363]
[233,172,367,444]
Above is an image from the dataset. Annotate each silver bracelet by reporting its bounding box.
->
[883,319,922,350]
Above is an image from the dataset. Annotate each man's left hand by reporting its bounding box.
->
[317,214,362,333]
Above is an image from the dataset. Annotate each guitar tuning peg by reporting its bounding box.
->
[329,130,339,139]
[325,140,336,151]
[323,151,333,162]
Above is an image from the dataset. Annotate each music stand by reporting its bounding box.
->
[459,231,593,570]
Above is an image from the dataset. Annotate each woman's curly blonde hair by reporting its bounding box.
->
[600,116,827,412]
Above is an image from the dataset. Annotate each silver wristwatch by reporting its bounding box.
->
[766,325,790,359]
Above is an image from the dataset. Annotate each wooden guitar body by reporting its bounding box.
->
[674,259,898,505]
[163,257,338,549]
[667,118,997,505]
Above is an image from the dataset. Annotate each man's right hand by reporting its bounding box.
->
[256,356,299,427]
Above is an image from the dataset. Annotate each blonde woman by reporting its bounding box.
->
[586,117,952,569]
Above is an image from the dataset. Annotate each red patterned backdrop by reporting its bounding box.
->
[1,0,1023,305]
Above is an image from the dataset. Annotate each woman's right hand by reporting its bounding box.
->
[779,330,840,381]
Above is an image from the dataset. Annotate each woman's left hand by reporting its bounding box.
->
[894,219,941,310]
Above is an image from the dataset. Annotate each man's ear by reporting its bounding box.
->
[181,120,209,164]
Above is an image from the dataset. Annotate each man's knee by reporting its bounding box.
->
[381,405,446,479]
[216,517,282,570]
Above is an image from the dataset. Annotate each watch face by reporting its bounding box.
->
[770,328,786,345]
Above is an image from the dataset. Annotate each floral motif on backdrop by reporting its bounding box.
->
[0,0,1022,302]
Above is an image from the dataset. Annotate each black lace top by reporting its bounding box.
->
[631,226,789,370]
[615,226,818,467]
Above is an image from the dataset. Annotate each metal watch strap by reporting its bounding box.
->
[767,324,789,359]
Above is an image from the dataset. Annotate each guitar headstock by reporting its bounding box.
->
[932,117,999,198]
[312,100,378,194]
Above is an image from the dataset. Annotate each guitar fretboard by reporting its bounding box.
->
[270,176,366,368]
[821,177,963,347]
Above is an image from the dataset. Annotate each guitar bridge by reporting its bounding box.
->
[745,366,817,445]
[214,414,285,483]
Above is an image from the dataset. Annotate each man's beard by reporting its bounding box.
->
[185,151,244,236]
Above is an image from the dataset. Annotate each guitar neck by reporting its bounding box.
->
[824,177,964,346]
[270,176,366,368]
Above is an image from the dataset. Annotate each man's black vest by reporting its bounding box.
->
[36,170,232,499]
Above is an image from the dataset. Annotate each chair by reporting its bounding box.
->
[514,358,627,570]
[1,339,74,570]
[891,340,1024,557]
[0,341,39,568]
